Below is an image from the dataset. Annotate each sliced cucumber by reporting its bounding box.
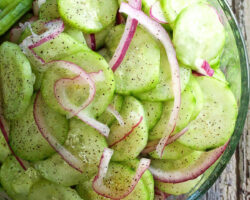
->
[65,26,86,45]
[97,95,124,126]
[173,3,225,68]
[28,180,83,200]
[134,45,191,101]
[0,132,10,163]
[106,25,160,95]
[122,159,154,200]
[141,101,163,130]
[177,77,238,150]
[0,0,33,36]
[9,95,69,161]
[41,50,115,117]
[0,42,34,120]
[39,0,60,21]
[0,156,40,200]
[58,0,118,33]
[189,75,204,120]
[33,33,87,64]
[149,85,196,141]
[161,0,205,26]
[76,162,149,200]
[35,119,107,186]
[107,96,148,161]
[213,68,228,84]
[149,141,194,160]
[155,176,202,195]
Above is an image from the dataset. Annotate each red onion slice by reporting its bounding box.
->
[85,34,96,51]
[34,92,83,173]
[109,0,142,72]
[77,112,110,137]
[149,142,228,183]
[150,1,168,24]
[0,116,27,170]
[93,148,151,200]
[120,2,181,158]
[141,127,188,154]
[107,105,124,126]
[109,116,143,147]
[20,19,65,68]
[116,12,126,25]
[89,70,105,82]
[194,59,214,77]
[53,61,96,117]
[51,60,110,137]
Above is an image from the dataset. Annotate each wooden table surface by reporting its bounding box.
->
[202,0,250,199]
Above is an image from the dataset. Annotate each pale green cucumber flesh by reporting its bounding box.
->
[106,25,161,95]
[177,76,238,150]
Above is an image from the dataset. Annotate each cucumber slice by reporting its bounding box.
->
[41,50,115,117]
[149,85,196,141]
[189,75,204,120]
[173,3,225,68]
[213,68,228,84]
[141,101,163,130]
[107,96,148,161]
[155,176,202,195]
[98,48,111,62]
[35,119,107,186]
[0,0,32,36]
[76,162,149,200]
[65,26,86,45]
[39,0,60,21]
[177,77,238,150]
[9,95,69,161]
[106,25,160,95]
[97,95,124,126]
[134,45,191,101]
[149,141,194,160]
[33,33,88,64]
[160,0,205,26]
[42,50,115,117]
[0,132,10,163]
[0,156,40,200]
[122,159,154,200]
[0,42,34,120]
[58,0,118,33]
[28,180,83,200]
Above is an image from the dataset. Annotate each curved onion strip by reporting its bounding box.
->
[51,60,109,137]
[106,105,124,126]
[120,2,181,157]
[93,148,150,200]
[116,12,126,25]
[149,142,228,183]
[89,34,96,51]
[109,0,142,72]
[34,92,83,173]
[150,1,168,24]
[53,61,96,117]
[141,127,188,154]
[0,116,27,170]
[89,70,105,82]
[109,116,143,147]
[194,59,214,77]
[77,112,110,137]
[20,19,64,67]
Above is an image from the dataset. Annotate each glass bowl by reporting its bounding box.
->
[183,0,249,199]
[0,0,249,199]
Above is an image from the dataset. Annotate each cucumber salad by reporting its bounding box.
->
[0,0,238,199]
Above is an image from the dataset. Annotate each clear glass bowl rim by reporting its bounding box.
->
[188,0,249,199]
